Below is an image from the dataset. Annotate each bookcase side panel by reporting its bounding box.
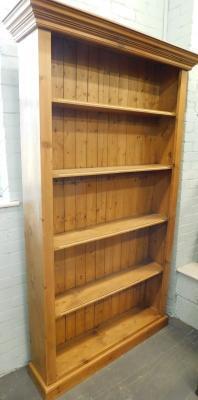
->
[18,29,56,384]
[160,70,188,314]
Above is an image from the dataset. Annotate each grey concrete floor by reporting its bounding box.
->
[0,318,198,400]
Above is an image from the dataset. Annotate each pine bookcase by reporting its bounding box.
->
[4,1,198,398]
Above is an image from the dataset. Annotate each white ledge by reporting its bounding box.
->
[177,263,198,281]
[0,200,20,209]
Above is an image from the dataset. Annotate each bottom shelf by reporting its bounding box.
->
[29,307,167,399]
[56,307,167,379]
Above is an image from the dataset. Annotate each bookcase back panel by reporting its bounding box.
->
[51,35,178,112]
[56,283,145,346]
[56,275,162,346]
[54,228,150,295]
[52,109,174,169]
[53,172,170,233]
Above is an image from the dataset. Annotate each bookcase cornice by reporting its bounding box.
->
[3,0,198,70]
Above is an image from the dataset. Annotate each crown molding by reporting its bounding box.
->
[3,0,198,70]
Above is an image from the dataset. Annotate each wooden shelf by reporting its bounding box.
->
[54,213,167,251]
[55,262,163,318]
[52,98,176,117]
[53,164,172,179]
[56,306,167,378]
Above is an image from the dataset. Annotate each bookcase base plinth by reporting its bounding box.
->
[29,310,168,400]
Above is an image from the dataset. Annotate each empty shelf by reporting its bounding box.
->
[53,164,172,179]
[52,98,176,117]
[56,306,167,379]
[55,261,163,318]
[54,213,168,251]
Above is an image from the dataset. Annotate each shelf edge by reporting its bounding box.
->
[55,262,163,318]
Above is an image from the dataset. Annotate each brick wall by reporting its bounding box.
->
[166,0,198,325]
[0,3,29,376]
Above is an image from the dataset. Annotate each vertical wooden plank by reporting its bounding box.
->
[88,45,99,103]
[125,116,136,166]
[112,236,122,273]
[98,114,108,167]
[75,309,85,336]
[87,113,98,168]
[103,297,112,323]
[52,31,66,350]
[76,41,88,170]
[127,57,138,108]
[56,319,66,346]
[64,179,76,232]
[136,61,145,108]
[105,176,115,223]
[54,251,65,295]
[52,34,65,350]
[53,182,64,234]
[96,176,107,224]
[85,304,95,331]
[63,110,76,168]
[52,108,64,170]
[75,111,87,168]
[159,65,178,112]
[135,229,149,264]
[19,29,56,383]
[104,238,113,276]
[76,42,88,101]
[118,54,129,107]
[108,51,119,105]
[107,114,118,167]
[111,293,120,318]
[63,38,77,100]
[119,291,127,314]
[149,225,166,265]
[39,31,57,381]
[95,240,105,279]
[75,244,86,287]
[51,35,64,98]
[157,118,174,165]
[117,115,127,166]
[152,172,170,215]
[98,48,110,104]
[65,247,76,291]
[86,242,96,283]
[121,232,131,270]
[86,177,97,227]
[75,178,87,229]
[94,301,104,327]
[159,70,188,313]
[65,313,76,341]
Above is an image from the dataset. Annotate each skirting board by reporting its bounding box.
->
[28,314,168,400]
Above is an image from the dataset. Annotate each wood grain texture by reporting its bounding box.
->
[56,307,166,378]
[53,173,171,237]
[54,214,168,250]
[55,262,163,318]
[159,70,188,314]
[8,1,196,397]
[53,98,176,116]
[53,164,172,178]
[18,29,56,384]
[4,0,198,70]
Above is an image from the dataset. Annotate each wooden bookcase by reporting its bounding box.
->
[4,1,198,398]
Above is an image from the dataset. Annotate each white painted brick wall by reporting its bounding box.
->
[166,0,198,326]
[0,1,28,377]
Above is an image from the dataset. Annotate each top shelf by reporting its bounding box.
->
[52,98,176,117]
